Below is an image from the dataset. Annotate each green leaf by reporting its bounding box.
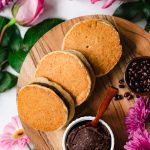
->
[10,29,23,52]
[0,16,22,51]
[0,46,9,69]
[0,17,65,92]
[114,2,145,22]
[143,4,150,31]
[23,18,64,51]
[146,0,150,4]
[8,50,27,73]
[0,16,9,32]
[142,4,150,19]
[145,19,150,31]
[1,24,21,48]
[0,71,17,93]
[8,18,64,73]
[0,17,64,74]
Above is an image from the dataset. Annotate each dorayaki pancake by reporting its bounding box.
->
[35,51,94,106]
[17,79,74,131]
[62,19,122,77]
[66,50,95,92]
[31,77,75,124]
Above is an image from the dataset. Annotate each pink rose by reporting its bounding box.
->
[12,0,44,26]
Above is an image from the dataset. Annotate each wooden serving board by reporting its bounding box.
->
[17,15,150,150]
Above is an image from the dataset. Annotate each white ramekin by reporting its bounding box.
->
[62,116,114,150]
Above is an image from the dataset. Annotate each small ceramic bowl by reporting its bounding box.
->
[62,116,114,150]
[125,56,150,97]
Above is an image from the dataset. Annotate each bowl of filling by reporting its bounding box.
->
[125,56,150,97]
[62,116,114,150]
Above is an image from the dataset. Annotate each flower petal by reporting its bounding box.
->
[125,97,150,137]
[28,0,44,25]
[0,1,2,10]
[124,129,150,150]
[18,138,30,149]
[11,116,22,129]
[0,116,30,150]
[0,133,13,140]
[0,138,16,150]
[3,124,16,135]
[12,0,44,26]
[0,0,13,11]
[102,0,116,9]
[125,97,150,149]
[91,0,101,4]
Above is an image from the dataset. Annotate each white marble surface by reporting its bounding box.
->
[0,0,146,149]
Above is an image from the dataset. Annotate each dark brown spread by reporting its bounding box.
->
[66,121,111,150]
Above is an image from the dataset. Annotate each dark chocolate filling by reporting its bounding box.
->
[66,121,111,150]
[32,82,70,117]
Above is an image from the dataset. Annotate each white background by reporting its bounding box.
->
[0,0,146,149]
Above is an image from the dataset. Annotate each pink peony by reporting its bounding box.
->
[0,116,30,150]
[124,97,150,150]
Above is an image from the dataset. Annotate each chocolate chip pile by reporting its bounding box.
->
[114,79,134,101]
[126,58,150,93]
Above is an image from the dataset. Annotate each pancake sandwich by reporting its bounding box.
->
[62,19,122,77]
[17,77,75,132]
[35,50,95,106]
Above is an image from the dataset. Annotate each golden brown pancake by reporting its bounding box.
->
[62,19,122,77]
[31,77,75,124]
[17,78,75,131]
[66,50,95,93]
[35,50,95,106]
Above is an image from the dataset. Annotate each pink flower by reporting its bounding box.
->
[0,0,13,10]
[0,116,30,150]
[124,97,150,150]
[0,0,44,43]
[125,96,150,137]
[90,0,117,9]
[124,129,150,150]
[12,0,44,26]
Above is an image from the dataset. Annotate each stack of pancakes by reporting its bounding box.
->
[18,19,122,132]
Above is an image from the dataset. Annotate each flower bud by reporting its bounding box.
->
[12,0,44,26]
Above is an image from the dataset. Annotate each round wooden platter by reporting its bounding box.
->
[17,15,150,150]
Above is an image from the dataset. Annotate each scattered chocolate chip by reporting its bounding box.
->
[119,84,125,88]
[119,79,125,84]
[115,94,123,100]
[124,92,131,97]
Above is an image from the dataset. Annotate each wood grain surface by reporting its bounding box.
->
[17,15,150,150]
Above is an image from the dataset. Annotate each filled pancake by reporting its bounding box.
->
[35,50,95,106]
[31,77,75,124]
[17,78,75,131]
[66,50,95,93]
[62,19,122,77]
